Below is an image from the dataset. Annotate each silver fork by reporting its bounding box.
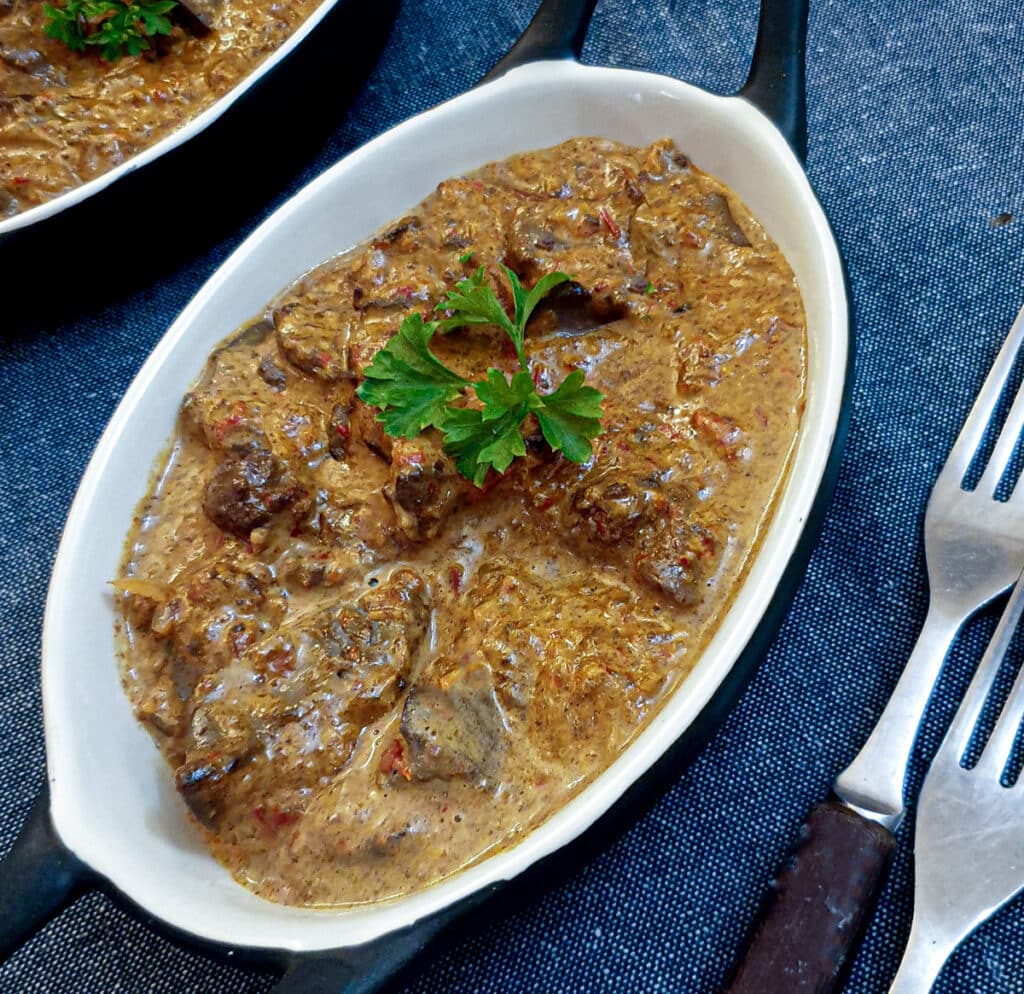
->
[888,565,1024,992]
[835,303,1024,828]
[725,307,1024,994]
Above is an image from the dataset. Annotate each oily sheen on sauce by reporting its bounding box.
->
[116,138,806,908]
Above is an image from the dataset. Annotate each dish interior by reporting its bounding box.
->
[42,59,847,950]
[117,135,806,908]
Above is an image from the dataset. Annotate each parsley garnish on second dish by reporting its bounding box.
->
[43,0,179,61]
[356,266,606,486]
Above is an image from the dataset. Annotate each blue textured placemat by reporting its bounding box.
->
[2,1,1024,991]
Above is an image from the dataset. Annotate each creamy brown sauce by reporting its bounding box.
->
[0,0,322,216]
[116,137,806,907]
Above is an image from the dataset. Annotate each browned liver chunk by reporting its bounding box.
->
[349,216,448,312]
[175,568,431,827]
[505,196,643,319]
[258,353,288,390]
[326,568,431,724]
[384,434,467,541]
[175,0,223,30]
[571,476,664,542]
[485,136,647,318]
[274,300,356,383]
[702,191,751,247]
[328,402,351,461]
[566,466,713,608]
[349,397,391,458]
[691,408,743,460]
[401,667,506,782]
[203,449,303,538]
[176,700,258,827]
[635,549,703,607]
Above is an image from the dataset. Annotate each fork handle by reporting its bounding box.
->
[887,918,957,994]
[722,801,895,994]
[833,603,964,827]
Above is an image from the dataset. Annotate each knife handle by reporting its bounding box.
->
[722,801,895,994]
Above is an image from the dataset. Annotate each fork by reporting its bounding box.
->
[727,304,1024,993]
[834,303,1024,827]
[888,565,1024,992]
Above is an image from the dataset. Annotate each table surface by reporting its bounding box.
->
[3,1,1024,991]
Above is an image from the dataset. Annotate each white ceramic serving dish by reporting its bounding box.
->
[39,55,848,955]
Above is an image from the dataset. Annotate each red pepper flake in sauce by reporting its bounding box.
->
[212,401,249,442]
[266,649,295,676]
[252,806,300,834]
[682,227,703,249]
[380,738,412,781]
[12,177,31,186]
[466,472,503,503]
[598,207,621,239]
[449,566,463,594]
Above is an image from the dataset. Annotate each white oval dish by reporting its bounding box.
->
[41,57,848,953]
[0,0,356,237]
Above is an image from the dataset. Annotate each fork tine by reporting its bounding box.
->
[942,566,1024,762]
[941,305,1024,485]
[978,375,1024,496]
[976,606,1024,779]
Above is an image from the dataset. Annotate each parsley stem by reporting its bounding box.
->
[511,339,530,378]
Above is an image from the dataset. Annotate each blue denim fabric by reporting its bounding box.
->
[2,0,1024,991]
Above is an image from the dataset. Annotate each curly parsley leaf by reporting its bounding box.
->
[535,369,605,463]
[435,266,515,338]
[359,265,604,486]
[502,266,573,351]
[441,406,527,487]
[42,2,88,49]
[43,0,178,62]
[437,265,572,371]
[356,312,468,439]
[475,369,538,421]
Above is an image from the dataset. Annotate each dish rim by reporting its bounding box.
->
[40,56,850,952]
[0,0,351,237]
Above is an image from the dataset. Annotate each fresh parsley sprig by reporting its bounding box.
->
[356,266,605,486]
[355,312,467,440]
[43,0,178,62]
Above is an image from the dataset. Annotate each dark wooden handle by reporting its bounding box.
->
[723,801,895,994]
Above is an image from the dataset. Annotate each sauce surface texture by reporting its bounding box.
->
[117,137,806,907]
[0,0,322,217]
